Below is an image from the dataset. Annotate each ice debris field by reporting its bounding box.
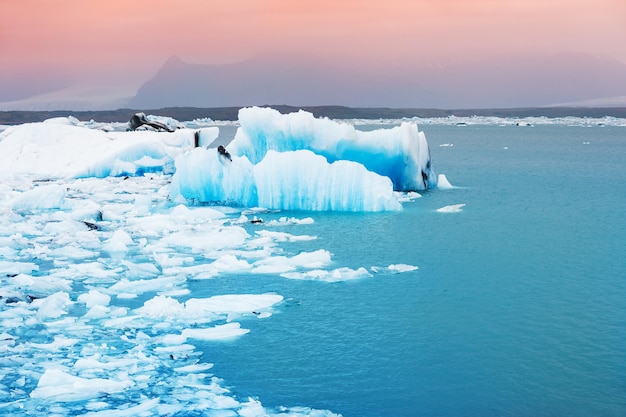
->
[2,107,621,415]
[0,107,442,416]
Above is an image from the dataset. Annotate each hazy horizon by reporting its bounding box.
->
[2,0,626,110]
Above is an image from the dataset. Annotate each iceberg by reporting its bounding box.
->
[231,107,437,191]
[170,107,436,211]
[0,121,207,178]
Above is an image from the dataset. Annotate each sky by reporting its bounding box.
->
[1,0,625,108]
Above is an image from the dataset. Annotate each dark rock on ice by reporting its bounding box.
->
[128,112,175,132]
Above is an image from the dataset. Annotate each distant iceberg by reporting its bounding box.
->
[170,107,436,211]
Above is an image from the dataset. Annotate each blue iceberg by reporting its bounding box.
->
[170,107,437,211]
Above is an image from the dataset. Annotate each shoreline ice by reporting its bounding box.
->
[0,107,431,415]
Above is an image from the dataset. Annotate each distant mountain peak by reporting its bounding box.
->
[163,55,184,67]
[129,52,626,109]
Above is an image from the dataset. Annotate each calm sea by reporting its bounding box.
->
[194,123,626,416]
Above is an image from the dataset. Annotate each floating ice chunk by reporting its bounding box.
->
[77,289,111,308]
[436,203,466,213]
[153,252,195,268]
[388,264,419,273]
[281,267,372,282]
[184,294,284,318]
[121,260,160,278]
[34,291,71,320]
[13,273,72,295]
[50,244,98,261]
[30,335,79,351]
[73,356,138,372]
[30,369,133,401]
[11,184,66,213]
[107,275,185,297]
[169,203,225,222]
[136,295,186,318]
[437,174,454,190]
[395,191,422,202]
[182,323,250,340]
[42,219,90,234]
[205,254,253,275]
[83,305,111,320]
[0,260,38,275]
[252,249,332,274]
[265,216,315,226]
[103,230,133,253]
[54,262,120,284]
[160,333,188,345]
[239,398,266,417]
[82,398,161,416]
[157,226,250,253]
[255,230,317,242]
[67,199,102,224]
[290,250,332,268]
[174,363,214,373]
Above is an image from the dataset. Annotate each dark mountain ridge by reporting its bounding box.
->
[2,105,626,125]
[128,52,626,109]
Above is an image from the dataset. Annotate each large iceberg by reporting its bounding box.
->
[232,107,436,191]
[170,107,436,211]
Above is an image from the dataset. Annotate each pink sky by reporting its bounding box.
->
[1,0,625,105]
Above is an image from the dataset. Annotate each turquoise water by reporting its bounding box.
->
[194,124,626,416]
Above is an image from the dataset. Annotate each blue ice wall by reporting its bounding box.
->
[229,107,437,191]
[170,149,402,211]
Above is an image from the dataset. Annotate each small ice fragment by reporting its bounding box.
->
[436,203,466,213]
[437,174,454,189]
[388,264,419,273]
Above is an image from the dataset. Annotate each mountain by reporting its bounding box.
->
[128,54,434,109]
[129,52,626,109]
